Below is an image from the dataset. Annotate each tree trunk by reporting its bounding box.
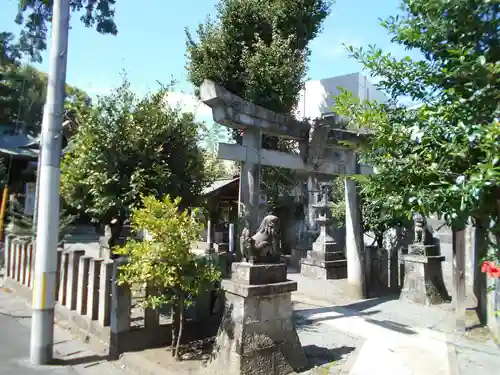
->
[171,304,180,357]
[108,218,123,259]
[174,296,185,361]
[376,232,383,249]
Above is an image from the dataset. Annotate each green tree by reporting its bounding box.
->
[60,77,211,227]
[332,0,499,250]
[186,0,332,200]
[0,63,91,134]
[115,195,221,361]
[16,0,118,62]
[0,32,22,123]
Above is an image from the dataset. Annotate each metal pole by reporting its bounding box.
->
[30,0,70,365]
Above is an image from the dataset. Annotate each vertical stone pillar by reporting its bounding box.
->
[55,249,64,301]
[14,241,21,282]
[229,223,236,254]
[206,218,215,254]
[452,229,466,320]
[20,241,28,285]
[98,260,113,327]
[58,251,70,305]
[109,258,131,360]
[464,221,476,292]
[238,128,262,234]
[66,250,85,310]
[307,176,320,232]
[87,258,103,320]
[144,283,160,329]
[389,227,402,291]
[9,239,17,280]
[76,256,92,315]
[5,234,12,278]
[345,152,366,298]
[26,243,34,288]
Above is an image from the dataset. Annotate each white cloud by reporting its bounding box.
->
[164,92,213,122]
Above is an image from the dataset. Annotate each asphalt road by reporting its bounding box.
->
[0,287,130,375]
[0,311,75,374]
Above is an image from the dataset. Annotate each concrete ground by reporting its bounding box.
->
[2,267,499,375]
[290,271,500,375]
[0,286,134,375]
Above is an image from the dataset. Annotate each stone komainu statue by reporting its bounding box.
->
[413,214,434,246]
[240,215,281,263]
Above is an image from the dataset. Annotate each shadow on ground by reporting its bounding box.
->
[52,354,108,367]
[293,295,420,336]
[303,344,356,368]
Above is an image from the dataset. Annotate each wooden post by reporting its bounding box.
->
[0,187,9,239]
[452,229,466,329]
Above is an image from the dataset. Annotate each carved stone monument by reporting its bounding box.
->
[400,214,450,305]
[206,215,308,375]
[300,183,347,280]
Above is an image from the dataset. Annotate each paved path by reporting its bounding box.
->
[0,287,133,375]
[290,271,500,375]
[294,302,449,375]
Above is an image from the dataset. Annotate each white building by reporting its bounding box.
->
[296,72,389,120]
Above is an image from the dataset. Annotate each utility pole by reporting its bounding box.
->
[30,0,70,365]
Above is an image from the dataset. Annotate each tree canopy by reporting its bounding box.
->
[16,0,119,62]
[186,0,332,201]
[333,0,499,239]
[60,78,211,224]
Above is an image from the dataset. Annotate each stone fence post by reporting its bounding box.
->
[109,257,131,359]
[4,234,13,278]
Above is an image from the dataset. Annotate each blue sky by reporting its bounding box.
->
[1,0,417,116]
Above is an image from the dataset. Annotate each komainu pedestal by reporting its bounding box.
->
[400,244,450,305]
[206,262,308,375]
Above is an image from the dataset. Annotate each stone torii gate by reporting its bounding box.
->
[199,79,368,297]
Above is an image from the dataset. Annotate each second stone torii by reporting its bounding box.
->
[199,78,367,298]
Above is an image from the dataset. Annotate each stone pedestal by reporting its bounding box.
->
[400,244,450,305]
[300,225,347,280]
[206,262,308,375]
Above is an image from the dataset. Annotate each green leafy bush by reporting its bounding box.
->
[115,195,221,360]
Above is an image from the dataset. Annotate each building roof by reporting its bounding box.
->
[202,177,239,197]
[0,127,74,159]
[0,133,39,158]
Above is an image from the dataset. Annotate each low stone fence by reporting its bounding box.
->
[364,246,402,297]
[3,234,229,358]
[487,277,500,341]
